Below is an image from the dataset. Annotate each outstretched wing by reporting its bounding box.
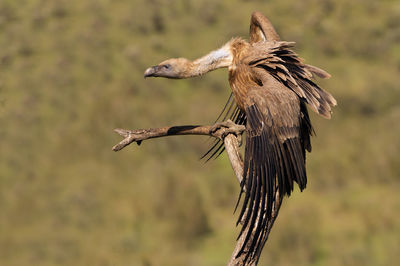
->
[235,84,313,263]
[249,11,281,43]
[234,39,334,263]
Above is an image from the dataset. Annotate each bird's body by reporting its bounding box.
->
[144,12,336,265]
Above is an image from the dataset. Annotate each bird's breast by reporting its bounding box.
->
[228,64,259,111]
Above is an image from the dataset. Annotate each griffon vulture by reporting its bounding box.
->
[144,11,336,264]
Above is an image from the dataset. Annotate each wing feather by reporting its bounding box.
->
[245,41,337,118]
[201,93,247,161]
[236,88,311,262]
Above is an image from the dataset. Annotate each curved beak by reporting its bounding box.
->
[144,66,158,78]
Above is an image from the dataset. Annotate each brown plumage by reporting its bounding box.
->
[144,11,336,264]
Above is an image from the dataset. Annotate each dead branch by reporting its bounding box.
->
[112,123,245,184]
[112,122,282,266]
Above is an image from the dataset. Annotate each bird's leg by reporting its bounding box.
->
[210,119,245,146]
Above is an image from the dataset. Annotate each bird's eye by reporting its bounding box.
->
[162,64,171,70]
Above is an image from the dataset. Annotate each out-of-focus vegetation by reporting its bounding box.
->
[1,0,399,265]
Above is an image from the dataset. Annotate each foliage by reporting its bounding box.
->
[0,0,399,265]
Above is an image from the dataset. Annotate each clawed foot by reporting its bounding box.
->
[210,119,245,145]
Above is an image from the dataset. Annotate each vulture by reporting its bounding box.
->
[144,12,336,264]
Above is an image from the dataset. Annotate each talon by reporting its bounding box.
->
[210,120,246,140]
[209,121,229,135]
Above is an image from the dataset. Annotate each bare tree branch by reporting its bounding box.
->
[112,122,282,266]
[223,135,244,184]
[112,124,243,149]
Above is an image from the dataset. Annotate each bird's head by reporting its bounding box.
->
[144,58,192,79]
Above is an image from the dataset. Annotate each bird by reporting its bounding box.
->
[144,12,336,265]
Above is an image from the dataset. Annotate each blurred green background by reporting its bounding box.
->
[1,0,399,265]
